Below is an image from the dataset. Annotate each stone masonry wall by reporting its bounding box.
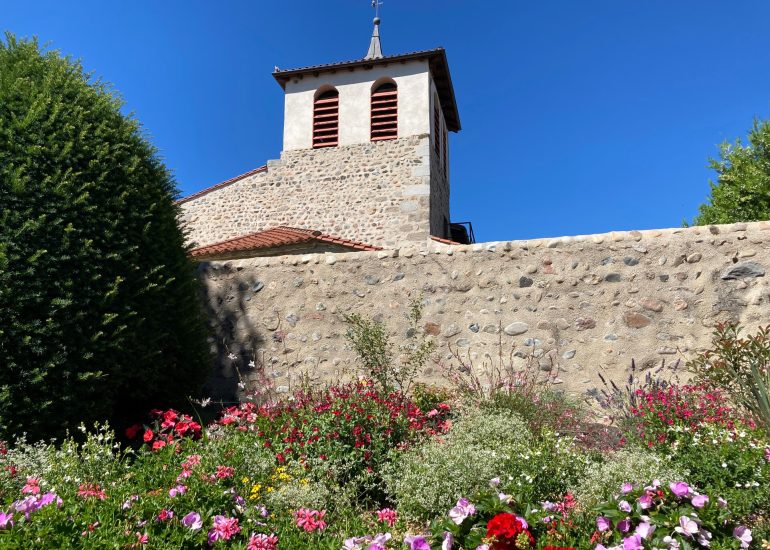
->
[179,135,436,250]
[199,221,770,400]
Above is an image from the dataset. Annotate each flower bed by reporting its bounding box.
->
[0,379,767,549]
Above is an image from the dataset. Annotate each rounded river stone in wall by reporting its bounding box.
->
[503,322,529,336]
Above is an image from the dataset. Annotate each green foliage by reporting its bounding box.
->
[384,409,536,521]
[692,118,770,225]
[0,34,209,440]
[689,324,770,430]
[571,448,688,510]
[344,296,435,393]
[658,423,770,535]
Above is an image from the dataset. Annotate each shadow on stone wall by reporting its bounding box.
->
[197,262,266,406]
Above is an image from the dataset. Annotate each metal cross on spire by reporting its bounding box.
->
[364,0,384,60]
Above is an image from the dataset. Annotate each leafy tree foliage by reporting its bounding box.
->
[0,35,210,441]
[693,119,770,225]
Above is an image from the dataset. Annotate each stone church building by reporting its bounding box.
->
[178,18,471,260]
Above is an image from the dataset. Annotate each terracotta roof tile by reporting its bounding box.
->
[176,165,267,204]
[431,235,461,245]
[190,226,381,259]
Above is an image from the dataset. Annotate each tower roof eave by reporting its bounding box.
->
[272,48,461,132]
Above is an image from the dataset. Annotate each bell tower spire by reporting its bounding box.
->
[364,1,383,60]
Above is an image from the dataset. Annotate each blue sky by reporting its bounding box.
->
[4,1,770,242]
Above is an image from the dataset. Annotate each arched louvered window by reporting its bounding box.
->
[313,89,339,149]
[371,82,398,141]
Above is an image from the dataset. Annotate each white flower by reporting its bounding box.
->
[227,353,237,360]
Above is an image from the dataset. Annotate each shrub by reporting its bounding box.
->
[625,384,741,448]
[689,323,770,430]
[214,380,450,504]
[344,297,435,393]
[571,448,688,510]
[383,409,536,520]
[0,34,209,441]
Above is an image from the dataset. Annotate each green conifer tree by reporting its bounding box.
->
[0,34,210,441]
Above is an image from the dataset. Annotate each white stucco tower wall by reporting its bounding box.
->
[282,60,431,151]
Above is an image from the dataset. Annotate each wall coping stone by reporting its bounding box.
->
[202,220,770,269]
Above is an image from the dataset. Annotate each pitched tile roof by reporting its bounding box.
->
[273,48,460,132]
[190,226,382,259]
[177,165,268,204]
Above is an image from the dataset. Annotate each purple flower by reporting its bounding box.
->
[489,477,501,488]
[669,481,690,498]
[448,498,476,525]
[675,516,699,537]
[635,522,655,539]
[597,516,612,532]
[181,511,202,531]
[621,483,633,494]
[765,448,770,462]
[13,496,40,519]
[691,494,709,508]
[38,492,62,508]
[516,515,528,529]
[617,519,631,533]
[717,497,728,508]
[622,534,643,550]
[637,494,652,509]
[618,500,632,512]
[475,546,490,550]
[441,531,454,550]
[404,534,431,550]
[122,495,139,510]
[0,511,13,530]
[542,501,558,512]
[733,526,752,549]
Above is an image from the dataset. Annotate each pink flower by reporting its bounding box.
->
[21,477,40,495]
[0,511,13,530]
[247,533,279,550]
[169,484,187,498]
[637,494,652,509]
[765,448,770,462]
[691,494,709,508]
[622,534,643,550]
[448,498,476,525]
[618,500,632,512]
[134,532,149,546]
[294,508,327,533]
[635,522,655,539]
[208,515,240,544]
[77,483,107,500]
[376,508,397,527]
[442,531,454,550]
[215,466,235,479]
[404,534,431,550]
[669,481,690,498]
[620,482,633,494]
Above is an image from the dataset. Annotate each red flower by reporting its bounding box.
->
[142,429,154,443]
[487,513,535,549]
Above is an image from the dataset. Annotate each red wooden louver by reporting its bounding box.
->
[313,90,339,149]
[371,82,398,141]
